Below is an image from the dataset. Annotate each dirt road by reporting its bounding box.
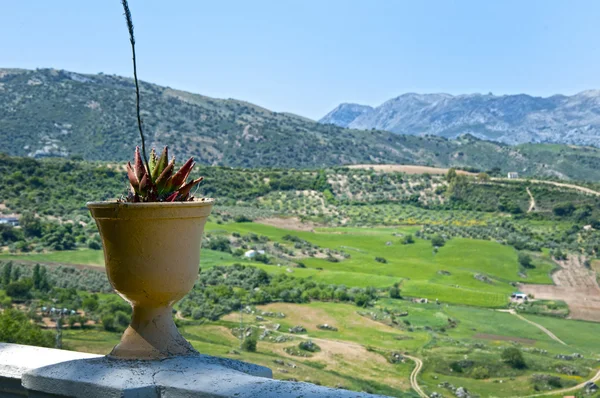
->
[492,178,600,196]
[498,309,567,346]
[404,354,428,398]
[520,255,600,322]
[346,164,474,175]
[526,187,535,212]
[522,368,600,398]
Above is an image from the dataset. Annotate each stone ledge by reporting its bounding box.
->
[0,343,387,397]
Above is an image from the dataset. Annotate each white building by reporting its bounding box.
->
[0,217,19,227]
[244,249,266,258]
[507,172,519,179]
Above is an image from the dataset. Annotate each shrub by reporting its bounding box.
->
[502,347,526,369]
[242,336,257,352]
[298,340,320,352]
[5,279,33,300]
[87,240,102,250]
[401,234,414,244]
[375,257,387,264]
[431,234,445,247]
[354,293,369,307]
[389,286,401,299]
[518,252,534,269]
[471,366,490,379]
[553,203,575,217]
[0,309,54,347]
[234,214,253,223]
[207,237,231,253]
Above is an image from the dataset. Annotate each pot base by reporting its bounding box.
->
[109,306,197,360]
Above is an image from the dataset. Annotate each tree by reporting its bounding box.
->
[502,347,526,369]
[431,234,445,248]
[241,336,257,352]
[33,264,41,290]
[553,203,575,217]
[477,172,490,182]
[354,293,369,307]
[446,168,457,182]
[2,262,13,286]
[82,296,99,312]
[20,213,42,238]
[6,280,33,300]
[0,309,54,347]
[389,286,401,299]
[518,252,534,269]
[401,234,415,244]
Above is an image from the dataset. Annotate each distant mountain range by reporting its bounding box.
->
[320,92,600,146]
[4,68,600,181]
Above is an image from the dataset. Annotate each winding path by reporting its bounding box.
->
[404,354,428,398]
[526,187,535,212]
[522,368,600,397]
[492,178,600,197]
[497,309,567,346]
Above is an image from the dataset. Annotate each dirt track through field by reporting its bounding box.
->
[526,187,535,212]
[404,355,428,398]
[492,178,600,196]
[520,255,600,322]
[497,310,567,345]
[346,164,474,175]
[275,325,428,397]
[522,368,600,398]
[255,217,320,232]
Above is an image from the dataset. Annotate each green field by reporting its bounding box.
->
[1,221,553,308]
[204,222,553,307]
[1,214,597,397]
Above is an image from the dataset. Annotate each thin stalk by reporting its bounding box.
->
[121,0,151,179]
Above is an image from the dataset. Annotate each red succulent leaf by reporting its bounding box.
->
[134,146,146,181]
[169,157,195,189]
[176,177,203,199]
[126,162,139,193]
[165,192,179,202]
[139,173,149,195]
[152,146,169,181]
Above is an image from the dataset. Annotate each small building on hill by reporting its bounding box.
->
[507,172,519,179]
[511,292,528,300]
[0,216,19,227]
[244,249,266,258]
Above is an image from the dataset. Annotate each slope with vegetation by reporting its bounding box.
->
[2,156,600,396]
[4,68,600,180]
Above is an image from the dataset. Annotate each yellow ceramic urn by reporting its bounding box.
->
[87,199,213,359]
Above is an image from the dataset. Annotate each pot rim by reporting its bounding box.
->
[86,198,214,209]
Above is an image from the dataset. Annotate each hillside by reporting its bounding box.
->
[3,155,600,396]
[320,92,600,146]
[4,68,600,180]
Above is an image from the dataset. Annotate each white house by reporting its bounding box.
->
[511,292,528,300]
[244,249,266,258]
[507,172,519,179]
[0,217,19,227]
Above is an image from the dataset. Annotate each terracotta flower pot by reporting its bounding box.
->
[87,199,214,360]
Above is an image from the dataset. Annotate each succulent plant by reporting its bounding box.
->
[125,146,203,202]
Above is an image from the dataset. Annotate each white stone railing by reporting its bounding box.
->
[0,343,387,397]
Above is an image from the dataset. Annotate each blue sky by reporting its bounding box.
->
[2,0,600,119]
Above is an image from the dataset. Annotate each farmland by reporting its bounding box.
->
[1,159,600,397]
